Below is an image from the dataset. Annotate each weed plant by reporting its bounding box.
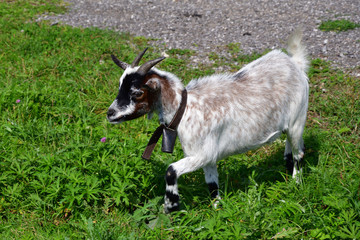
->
[0,1,359,239]
[319,19,360,32]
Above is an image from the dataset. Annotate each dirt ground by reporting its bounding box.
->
[38,0,360,75]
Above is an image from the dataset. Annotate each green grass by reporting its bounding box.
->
[319,19,360,32]
[1,1,360,239]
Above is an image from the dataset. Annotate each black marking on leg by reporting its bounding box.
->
[166,190,179,203]
[295,155,305,171]
[285,153,294,175]
[166,205,180,213]
[165,166,177,186]
[208,182,219,199]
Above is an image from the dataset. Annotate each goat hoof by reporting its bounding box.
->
[164,203,180,214]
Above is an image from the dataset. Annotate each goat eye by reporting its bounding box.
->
[132,91,144,99]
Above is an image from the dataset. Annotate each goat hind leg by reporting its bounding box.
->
[203,164,221,208]
[286,126,305,182]
[292,145,305,181]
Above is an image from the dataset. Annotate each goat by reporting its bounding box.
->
[107,29,309,213]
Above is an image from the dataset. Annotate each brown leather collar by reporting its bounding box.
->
[142,89,187,160]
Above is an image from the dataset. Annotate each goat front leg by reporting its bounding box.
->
[164,156,205,213]
[164,165,180,213]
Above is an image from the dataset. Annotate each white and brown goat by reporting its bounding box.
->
[107,30,309,213]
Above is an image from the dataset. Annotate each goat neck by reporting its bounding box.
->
[152,69,185,125]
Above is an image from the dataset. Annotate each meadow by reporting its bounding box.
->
[0,1,359,239]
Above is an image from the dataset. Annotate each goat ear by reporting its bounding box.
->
[144,78,160,91]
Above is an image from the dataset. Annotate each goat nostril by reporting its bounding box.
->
[107,108,116,117]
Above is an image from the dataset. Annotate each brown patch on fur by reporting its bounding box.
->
[141,74,161,107]
[138,73,182,122]
[125,90,155,121]
[159,76,178,107]
[144,73,180,113]
[125,103,147,121]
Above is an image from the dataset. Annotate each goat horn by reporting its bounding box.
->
[131,48,148,67]
[137,57,166,75]
[111,54,129,70]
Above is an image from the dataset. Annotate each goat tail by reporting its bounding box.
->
[287,28,309,73]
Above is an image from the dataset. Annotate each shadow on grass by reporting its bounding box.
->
[142,132,321,212]
[303,132,321,174]
[175,133,321,209]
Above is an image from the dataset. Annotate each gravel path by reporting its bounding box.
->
[39,0,360,75]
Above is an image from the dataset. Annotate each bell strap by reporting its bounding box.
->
[142,89,187,160]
